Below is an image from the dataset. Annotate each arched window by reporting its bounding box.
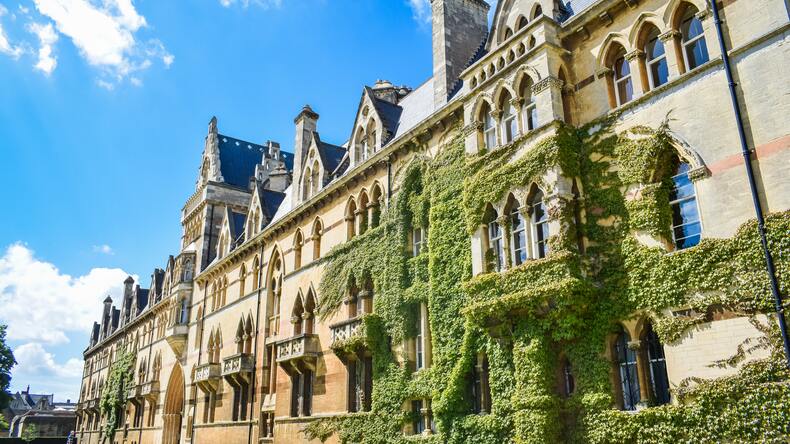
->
[294,230,303,269]
[302,167,312,201]
[239,264,247,298]
[499,91,518,144]
[528,35,536,49]
[358,192,370,235]
[516,15,528,30]
[612,49,633,106]
[481,102,497,150]
[518,77,538,132]
[311,160,320,196]
[292,295,305,336]
[642,26,668,89]
[370,184,383,228]
[670,161,701,249]
[559,356,575,398]
[354,127,366,164]
[222,276,228,307]
[614,327,640,411]
[244,314,254,354]
[503,27,513,40]
[644,322,670,405]
[346,199,358,240]
[469,354,491,414]
[367,119,378,157]
[303,290,316,335]
[251,256,260,290]
[267,255,283,336]
[679,5,709,71]
[485,207,505,272]
[532,4,543,20]
[508,196,528,266]
[312,219,323,260]
[529,189,549,259]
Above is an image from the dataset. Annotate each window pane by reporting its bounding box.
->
[688,39,709,69]
[617,77,633,104]
[650,57,668,87]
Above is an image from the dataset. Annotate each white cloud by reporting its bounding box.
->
[92,244,114,255]
[0,242,135,345]
[28,22,58,74]
[0,6,25,58]
[30,0,170,85]
[12,342,84,401]
[407,0,431,23]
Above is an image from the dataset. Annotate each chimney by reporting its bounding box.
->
[291,105,319,206]
[431,0,490,108]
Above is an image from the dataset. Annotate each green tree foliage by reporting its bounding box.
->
[0,324,17,411]
[20,423,39,442]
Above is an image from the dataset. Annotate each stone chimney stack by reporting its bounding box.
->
[292,105,319,206]
[431,0,489,108]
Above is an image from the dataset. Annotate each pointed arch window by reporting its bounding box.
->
[529,190,549,259]
[482,103,497,150]
[670,161,701,249]
[311,160,320,196]
[486,208,505,272]
[509,199,528,266]
[469,354,491,414]
[239,264,247,298]
[312,219,323,260]
[268,257,283,336]
[294,230,303,269]
[680,7,709,70]
[614,327,640,411]
[346,199,358,240]
[519,78,538,132]
[644,322,670,405]
[500,92,518,144]
[644,28,668,89]
[613,53,633,106]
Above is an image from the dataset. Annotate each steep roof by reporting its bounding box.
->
[260,189,286,222]
[312,132,347,174]
[217,134,294,189]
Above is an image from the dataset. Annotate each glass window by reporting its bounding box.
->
[412,400,424,434]
[614,55,633,106]
[488,213,505,272]
[615,329,640,411]
[524,97,538,131]
[501,101,518,144]
[670,162,701,249]
[484,108,497,149]
[681,12,709,70]
[645,31,668,88]
[530,192,549,259]
[510,205,528,266]
[415,306,425,371]
[644,323,670,405]
[412,227,428,256]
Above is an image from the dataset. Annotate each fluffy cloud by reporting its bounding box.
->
[0,0,175,85]
[0,243,134,345]
[12,342,84,401]
[28,22,58,74]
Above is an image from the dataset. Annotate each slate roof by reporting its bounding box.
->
[135,289,149,313]
[217,134,294,189]
[260,189,286,221]
[228,210,247,245]
[367,90,404,143]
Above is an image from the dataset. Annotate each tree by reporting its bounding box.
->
[21,423,39,442]
[0,324,16,411]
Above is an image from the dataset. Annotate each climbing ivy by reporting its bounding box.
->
[304,117,790,443]
[100,348,135,439]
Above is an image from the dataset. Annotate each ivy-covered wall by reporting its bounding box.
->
[305,118,790,443]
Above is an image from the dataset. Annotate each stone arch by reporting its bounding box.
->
[493,82,517,110]
[161,364,184,444]
[629,12,667,45]
[529,2,543,20]
[472,95,494,122]
[597,32,632,69]
[664,0,707,28]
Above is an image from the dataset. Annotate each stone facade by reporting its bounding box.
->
[75,0,790,443]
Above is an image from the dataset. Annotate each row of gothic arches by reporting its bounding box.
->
[345,183,384,239]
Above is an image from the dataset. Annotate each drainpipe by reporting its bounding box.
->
[248,240,265,444]
[708,0,790,368]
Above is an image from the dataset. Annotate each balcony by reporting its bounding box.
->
[140,381,160,400]
[165,323,189,356]
[222,353,254,385]
[127,384,141,400]
[87,398,99,410]
[276,334,320,375]
[329,317,365,355]
[194,363,221,392]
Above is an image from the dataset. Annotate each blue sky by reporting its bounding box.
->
[0,0,496,401]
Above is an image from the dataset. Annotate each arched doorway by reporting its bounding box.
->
[162,364,184,444]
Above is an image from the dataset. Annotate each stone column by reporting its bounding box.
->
[532,76,564,124]
[696,8,720,60]
[625,49,646,98]
[659,30,683,79]
[628,339,651,408]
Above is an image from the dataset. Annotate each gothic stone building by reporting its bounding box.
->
[76,0,790,443]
